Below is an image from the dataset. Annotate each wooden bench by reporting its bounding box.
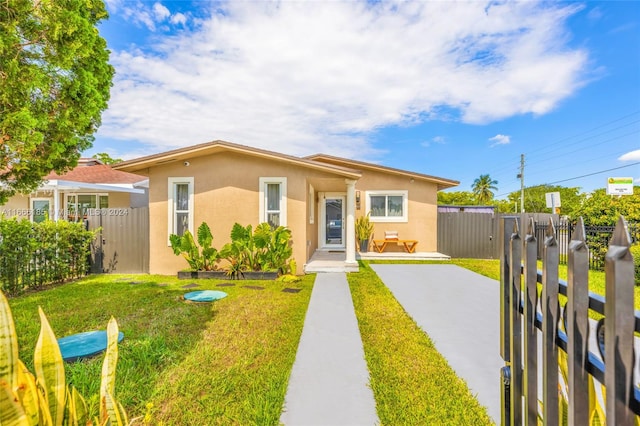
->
[371,239,418,254]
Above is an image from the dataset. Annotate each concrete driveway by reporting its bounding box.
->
[370,263,503,424]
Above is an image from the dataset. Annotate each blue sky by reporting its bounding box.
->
[91,1,639,198]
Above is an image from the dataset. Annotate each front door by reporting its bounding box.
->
[321,194,346,249]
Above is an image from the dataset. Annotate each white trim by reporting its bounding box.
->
[42,179,145,194]
[319,192,346,249]
[168,177,194,244]
[365,190,409,223]
[65,193,109,221]
[30,198,51,222]
[345,180,357,265]
[259,177,287,226]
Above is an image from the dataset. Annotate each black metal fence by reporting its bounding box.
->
[535,221,639,270]
[500,216,639,424]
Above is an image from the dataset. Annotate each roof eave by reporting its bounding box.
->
[114,141,362,179]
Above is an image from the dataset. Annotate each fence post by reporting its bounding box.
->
[604,216,635,426]
[500,216,517,360]
[509,218,523,425]
[567,217,590,425]
[500,216,517,425]
[541,218,559,424]
[523,218,538,424]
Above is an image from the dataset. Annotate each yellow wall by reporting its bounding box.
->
[143,151,441,274]
[353,170,439,253]
[147,152,348,275]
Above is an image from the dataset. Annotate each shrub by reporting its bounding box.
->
[170,221,294,276]
[0,217,94,294]
[221,222,294,277]
[630,244,640,286]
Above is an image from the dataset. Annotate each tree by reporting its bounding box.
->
[472,174,498,204]
[506,184,584,217]
[572,186,640,225]
[0,0,114,203]
[437,191,477,205]
[92,152,122,165]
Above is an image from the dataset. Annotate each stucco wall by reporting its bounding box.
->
[353,170,439,252]
[147,152,345,275]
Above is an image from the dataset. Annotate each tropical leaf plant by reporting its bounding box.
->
[169,222,220,271]
[0,290,129,425]
[220,222,294,276]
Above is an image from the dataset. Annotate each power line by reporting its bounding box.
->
[482,111,640,186]
[493,161,640,197]
[545,162,640,185]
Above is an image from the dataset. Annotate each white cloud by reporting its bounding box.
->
[421,136,446,148]
[110,1,188,32]
[152,3,171,21]
[170,12,187,26]
[489,134,511,147]
[618,149,640,161]
[99,1,590,159]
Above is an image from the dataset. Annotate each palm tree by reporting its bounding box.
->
[472,174,498,204]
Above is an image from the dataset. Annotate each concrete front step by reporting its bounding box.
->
[304,263,360,273]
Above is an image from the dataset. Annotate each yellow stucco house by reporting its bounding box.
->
[114,140,458,275]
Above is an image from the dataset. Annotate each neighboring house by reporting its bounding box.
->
[1,158,148,222]
[114,140,458,275]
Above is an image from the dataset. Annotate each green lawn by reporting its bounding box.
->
[8,274,313,424]
[348,262,494,425]
[13,257,616,424]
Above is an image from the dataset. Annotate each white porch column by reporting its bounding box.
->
[53,186,60,221]
[345,179,357,265]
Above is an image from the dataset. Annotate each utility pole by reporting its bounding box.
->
[517,154,525,213]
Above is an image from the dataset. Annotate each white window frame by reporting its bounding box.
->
[66,193,108,221]
[30,198,52,223]
[259,177,287,227]
[168,177,194,244]
[365,190,408,223]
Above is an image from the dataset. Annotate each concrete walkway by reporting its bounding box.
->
[371,263,502,424]
[280,273,378,426]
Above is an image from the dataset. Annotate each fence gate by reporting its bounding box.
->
[499,215,639,425]
[437,212,497,259]
[86,207,149,274]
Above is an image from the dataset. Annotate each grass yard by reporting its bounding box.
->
[348,262,494,425]
[7,273,313,424]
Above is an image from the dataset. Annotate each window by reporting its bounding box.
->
[31,199,51,223]
[66,194,108,221]
[168,177,194,240]
[366,190,408,222]
[259,177,287,228]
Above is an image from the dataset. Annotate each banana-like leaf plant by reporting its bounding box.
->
[169,223,220,271]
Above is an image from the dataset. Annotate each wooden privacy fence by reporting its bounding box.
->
[500,215,639,425]
[85,207,149,274]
